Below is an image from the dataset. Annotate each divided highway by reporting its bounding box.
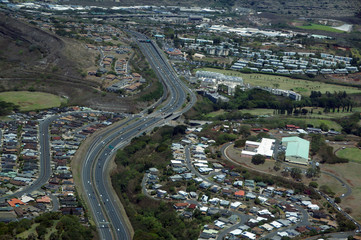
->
[81,31,196,240]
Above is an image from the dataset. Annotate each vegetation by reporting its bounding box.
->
[320,185,335,197]
[12,212,92,239]
[297,23,345,33]
[139,81,164,102]
[251,154,266,165]
[0,100,19,116]
[111,126,205,240]
[234,139,246,148]
[290,168,302,180]
[338,113,361,136]
[0,91,64,112]
[336,148,361,163]
[309,91,353,114]
[310,134,348,164]
[309,181,318,188]
[196,68,360,96]
[336,213,357,231]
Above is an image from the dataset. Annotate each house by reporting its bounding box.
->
[7,198,25,207]
[282,137,310,165]
[173,202,189,209]
[235,190,245,198]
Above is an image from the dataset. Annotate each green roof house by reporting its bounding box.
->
[282,137,310,165]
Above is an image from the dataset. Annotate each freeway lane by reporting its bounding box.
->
[82,32,196,240]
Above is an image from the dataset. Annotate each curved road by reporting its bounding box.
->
[81,32,197,240]
[221,142,352,198]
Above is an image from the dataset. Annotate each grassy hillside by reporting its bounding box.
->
[0,91,65,111]
[0,13,137,112]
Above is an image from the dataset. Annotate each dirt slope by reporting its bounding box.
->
[0,13,136,112]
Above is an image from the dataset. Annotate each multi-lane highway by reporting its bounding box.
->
[81,31,196,239]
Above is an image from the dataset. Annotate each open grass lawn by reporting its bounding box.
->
[321,162,361,222]
[204,107,360,121]
[301,107,361,119]
[286,117,342,131]
[0,91,64,111]
[204,109,225,118]
[336,148,361,163]
[297,24,345,33]
[239,108,275,116]
[204,109,276,118]
[196,68,360,96]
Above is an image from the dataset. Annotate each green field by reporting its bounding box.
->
[0,91,64,111]
[297,24,345,33]
[196,68,360,96]
[204,107,361,121]
[240,108,275,116]
[301,107,361,119]
[336,148,361,163]
[287,117,342,131]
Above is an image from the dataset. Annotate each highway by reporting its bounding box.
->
[81,31,196,240]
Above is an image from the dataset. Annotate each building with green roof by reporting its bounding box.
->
[282,137,310,165]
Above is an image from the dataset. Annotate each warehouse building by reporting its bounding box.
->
[282,137,310,165]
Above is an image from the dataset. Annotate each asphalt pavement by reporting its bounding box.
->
[81,32,196,240]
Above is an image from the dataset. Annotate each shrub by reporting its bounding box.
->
[251,154,266,165]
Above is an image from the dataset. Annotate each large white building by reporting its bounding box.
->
[241,138,275,159]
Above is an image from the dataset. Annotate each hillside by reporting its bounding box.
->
[0,13,136,112]
[0,13,89,80]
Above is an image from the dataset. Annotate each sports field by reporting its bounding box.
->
[297,24,345,33]
[0,91,64,111]
[336,148,361,163]
[196,68,360,96]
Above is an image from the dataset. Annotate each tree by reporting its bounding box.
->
[335,197,341,204]
[234,139,246,148]
[274,161,281,171]
[239,125,251,138]
[306,167,317,178]
[252,154,266,165]
[36,225,47,238]
[309,181,318,188]
[319,123,329,132]
[290,168,302,179]
[277,151,285,161]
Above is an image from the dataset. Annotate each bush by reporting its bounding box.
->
[234,139,246,148]
[290,168,302,179]
[309,181,318,188]
[251,154,266,165]
[320,185,335,197]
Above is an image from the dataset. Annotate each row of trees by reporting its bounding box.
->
[0,101,19,116]
[216,88,355,116]
[309,91,354,113]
